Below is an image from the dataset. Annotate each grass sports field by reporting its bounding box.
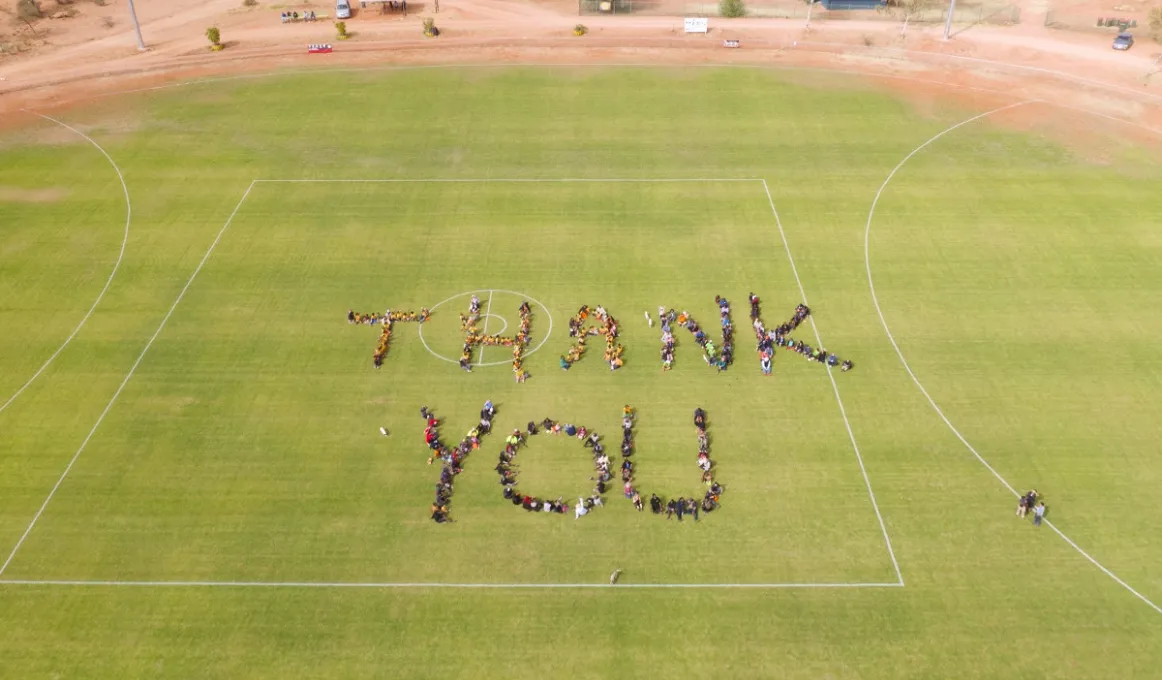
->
[1,67,1160,678]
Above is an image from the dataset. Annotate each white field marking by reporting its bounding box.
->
[0,112,132,416]
[477,290,494,365]
[863,102,1162,617]
[418,289,554,368]
[0,181,258,578]
[760,180,905,586]
[0,579,906,589]
[256,178,760,183]
[484,314,509,336]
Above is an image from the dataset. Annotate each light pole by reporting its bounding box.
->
[127,0,146,51]
[943,0,956,39]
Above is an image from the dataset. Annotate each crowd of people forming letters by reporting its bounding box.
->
[747,294,853,374]
[560,305,624,371]
[657,296,736,371]
[348,294,855,376]
[346,308,429,369]
[425,402,499,523]
[458,295,534,383]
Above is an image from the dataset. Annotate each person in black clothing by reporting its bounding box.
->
[650,494,663,514]
[694,408,707,431]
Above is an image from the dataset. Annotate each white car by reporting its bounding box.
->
[335,0,352,19]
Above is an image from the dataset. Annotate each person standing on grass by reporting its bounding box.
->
[1033,502,1046,527]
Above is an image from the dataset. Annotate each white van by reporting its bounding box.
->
[335,0,352,19]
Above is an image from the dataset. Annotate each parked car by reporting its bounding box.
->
[1112,32,1134,50]
[336,0,352,19]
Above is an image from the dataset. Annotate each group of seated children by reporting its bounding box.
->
[511,302,532,383]
[561,305,624,371]
[631,407,722,519]
[280,10,317,22]
[657,297,734,371]
[347,308,429,368]
[426,401,496,523]
[748,295,853,374]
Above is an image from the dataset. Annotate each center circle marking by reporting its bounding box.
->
[482,313,509,337]
[418,289,556,368]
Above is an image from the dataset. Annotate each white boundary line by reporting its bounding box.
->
[760,179,905,586]
[0,579,905,589]
[477,290,494,365]
[863,102,1162,616]
[0,181,258,578]
[0,113,132,416]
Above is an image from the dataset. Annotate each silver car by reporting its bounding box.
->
[335,0,352,19]
[1112,32,1133,50]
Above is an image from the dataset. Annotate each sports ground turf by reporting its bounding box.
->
[1,67,1160,678]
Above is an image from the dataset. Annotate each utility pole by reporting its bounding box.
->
[127,0,147,51]
[943,0,956,39]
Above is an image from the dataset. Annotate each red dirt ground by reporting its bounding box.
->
[1,0,1160,142]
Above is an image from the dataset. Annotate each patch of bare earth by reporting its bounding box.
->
[0,185,69,201]
[0,0,1159,161]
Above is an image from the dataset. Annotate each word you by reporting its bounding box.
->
[426,403,721,524]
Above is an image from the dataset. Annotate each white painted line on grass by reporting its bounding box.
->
[0,113,132,417]
[477,289,494,365]
[760,180,905,587]
[0,181,258,578]
[863,102,1162,617]
[0,578,906,589]
[254,178,761,183]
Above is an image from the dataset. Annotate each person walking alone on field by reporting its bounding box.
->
[1033,502,1046,527]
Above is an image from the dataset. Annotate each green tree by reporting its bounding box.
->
[720,0,746,18]
[1149,6,1162,40]
[205,26,221,49]
[17,0,42,20]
